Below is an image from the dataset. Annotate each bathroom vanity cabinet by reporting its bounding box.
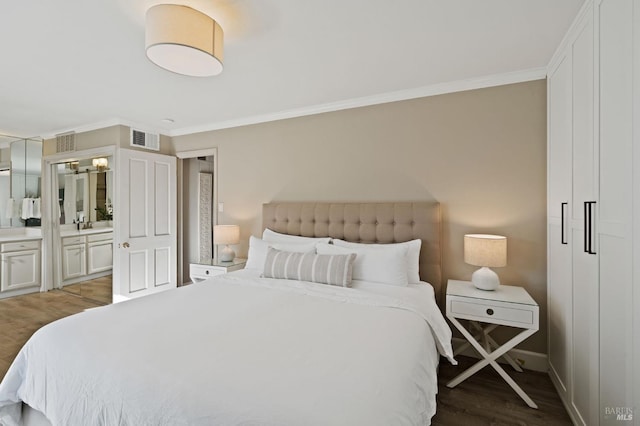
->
[0,239,41,293]
[61,229,113,284]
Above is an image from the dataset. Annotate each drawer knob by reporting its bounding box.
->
[486,308,494,316]
[205,270,209,275]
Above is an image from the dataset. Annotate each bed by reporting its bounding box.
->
[0,202,455,426]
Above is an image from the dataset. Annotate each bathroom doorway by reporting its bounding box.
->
[42,147,116,304]
[176,148,217,285]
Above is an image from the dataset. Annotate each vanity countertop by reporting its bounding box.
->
[0,228,42,243]
[60,227,113,238]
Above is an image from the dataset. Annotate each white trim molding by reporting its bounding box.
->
[547,0,594,74]
[172,67,546,136]
[39,68,546,140]
[41,118,168,141]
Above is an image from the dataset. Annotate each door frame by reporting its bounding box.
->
[175,147,218,285]
[42,146,117,291]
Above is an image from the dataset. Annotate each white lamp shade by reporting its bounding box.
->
[464,234,507,267]
[214,225,240,245]
[145,4,224,77]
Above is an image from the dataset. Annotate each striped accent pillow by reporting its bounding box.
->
[262,248,357,287]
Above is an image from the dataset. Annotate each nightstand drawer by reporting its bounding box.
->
[450,300,534,325]
[190,264,226,279]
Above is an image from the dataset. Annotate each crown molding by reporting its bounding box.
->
[39,68,547,140]
[40,118,167,140]
[171,67,546,137]
[547,0,593,75]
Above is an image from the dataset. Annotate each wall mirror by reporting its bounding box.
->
[57,156,113,225]
[0,135,43,228]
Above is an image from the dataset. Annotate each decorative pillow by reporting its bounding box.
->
[262,228,332,245]
[333,239,422,283]
[245,236,318,271]
[262,248,356,287]
[316,242,409,287]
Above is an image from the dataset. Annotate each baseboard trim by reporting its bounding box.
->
[451,337,548,372]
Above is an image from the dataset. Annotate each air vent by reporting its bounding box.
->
[55,132,76,153]
[130,129,160,151]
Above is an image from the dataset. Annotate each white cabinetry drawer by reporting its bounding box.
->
[63,236,86,246]
[1,240,40,252]
[87,232,113,243]
[450,300,534,325]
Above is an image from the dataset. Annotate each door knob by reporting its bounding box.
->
[122,242,130,248]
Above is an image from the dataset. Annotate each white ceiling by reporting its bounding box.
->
[0,0,584,139]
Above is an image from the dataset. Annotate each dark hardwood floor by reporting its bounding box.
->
[433,356,572,425]
[1,290,571,425]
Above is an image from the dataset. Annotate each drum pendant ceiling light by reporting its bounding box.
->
[145,4,224,77]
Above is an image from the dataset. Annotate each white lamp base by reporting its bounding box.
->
[219,245,235,262]
[471,267,500,291]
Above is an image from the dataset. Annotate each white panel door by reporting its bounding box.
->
[547,53,573,395]
[114,149,176,302]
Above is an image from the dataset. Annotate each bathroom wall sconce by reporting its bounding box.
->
[92,158,109,172]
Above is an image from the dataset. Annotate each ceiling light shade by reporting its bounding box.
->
[145,4,224,77]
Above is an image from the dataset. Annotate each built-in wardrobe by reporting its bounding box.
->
[547,0,639,424]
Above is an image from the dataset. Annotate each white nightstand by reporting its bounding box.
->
[189,258,246,283]
[446,279,539,409]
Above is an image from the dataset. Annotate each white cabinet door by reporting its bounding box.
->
[1,250,40,291]
[62,244,86,280]
[569,14,599,426]
[87,240,113,274]
[114,149,177,302]
[548,55,573,221]
[547,52,573,396]
[597,0,635,421]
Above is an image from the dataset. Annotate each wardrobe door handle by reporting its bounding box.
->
[561,202,568,244]
[587,201,597,255]
[584,202,589,253]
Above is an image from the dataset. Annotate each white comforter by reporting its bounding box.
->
[0,270,455,426]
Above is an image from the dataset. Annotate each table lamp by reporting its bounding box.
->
[464,234,507,290]
[214,225,240,262]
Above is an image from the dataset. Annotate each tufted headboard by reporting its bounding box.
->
[262,202,442,303]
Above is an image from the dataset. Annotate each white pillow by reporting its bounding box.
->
[245,236,318,271]
[316,242,409,286]
[333,239,422,283]
[262,228,332,245]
